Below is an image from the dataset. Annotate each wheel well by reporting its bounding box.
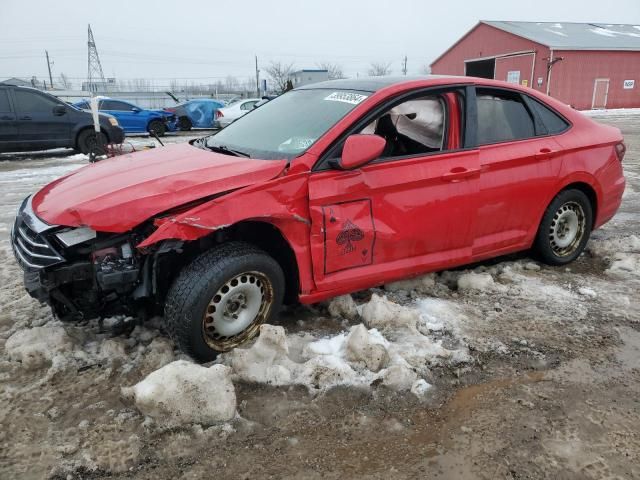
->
[75,126,109,149]
[154,221,301,306]
[226,222,301,304]
[561,182,598,227]
[147,118,164,128]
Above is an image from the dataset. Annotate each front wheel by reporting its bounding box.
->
[164,242,285,362]
[77,129,108,155]
[148,120,166,137]
[533,189,593,265]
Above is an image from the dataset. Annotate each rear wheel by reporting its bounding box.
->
[164,242,285,363]
[77,129,107,155]
[148,120,166,137]
[178,116,192,131]
[534,189,593,265]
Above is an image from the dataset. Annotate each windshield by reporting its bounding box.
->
[205,89,369,159]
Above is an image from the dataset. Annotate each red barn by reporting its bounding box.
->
[431,21,640,110]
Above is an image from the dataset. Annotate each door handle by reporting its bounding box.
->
[19,116,32,120]
[535,147,558,160]
[0,115,12,120]
[441,167,480,182]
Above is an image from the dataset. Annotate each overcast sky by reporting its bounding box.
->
[1,0,639,88]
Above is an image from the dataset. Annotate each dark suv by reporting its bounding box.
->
[0,85,125,154]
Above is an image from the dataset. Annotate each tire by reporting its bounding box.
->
[533,189,593,266]
[164,242,285,363]
[77,129,108,155]
[178,116,192,131]
[148,119,166,137]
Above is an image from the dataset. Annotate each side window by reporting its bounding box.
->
[241,101,255,111]
[358,95,446,158]
[14,90,60,113]
[476,89,535,144]
[101,100,130,111]
[0,90,12,112]
[527,97,569,135]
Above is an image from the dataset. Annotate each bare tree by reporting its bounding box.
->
[317,62,345,80]
[265,61,295,93]
[225,75,240,92]
[58,73,72,89]
[419,64,432,75]
[368,62,392,77]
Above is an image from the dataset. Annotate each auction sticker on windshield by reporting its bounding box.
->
[324,92,368,105]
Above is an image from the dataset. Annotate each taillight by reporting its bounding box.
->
[215,110,223,118]
[615,142,626,162]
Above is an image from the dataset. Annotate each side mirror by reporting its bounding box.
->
[53,105,67,116]
[132,107,141,113]
[339,134,386,170]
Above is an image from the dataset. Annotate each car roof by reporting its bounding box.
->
[296,75,470,93]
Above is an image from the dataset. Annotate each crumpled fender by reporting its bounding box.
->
[137,171,314,292]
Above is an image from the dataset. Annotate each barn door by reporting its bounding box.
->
[592,79,609,109]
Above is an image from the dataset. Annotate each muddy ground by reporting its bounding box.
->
[1,119,639,480]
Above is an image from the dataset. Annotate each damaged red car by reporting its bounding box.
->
[11,76,626,362]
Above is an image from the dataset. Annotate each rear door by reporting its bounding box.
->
[0,88,18,151]
[471,87,564,258]
[13,88,74,149]
[308,88,479,291]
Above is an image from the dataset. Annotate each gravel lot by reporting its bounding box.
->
[0,117,638,480]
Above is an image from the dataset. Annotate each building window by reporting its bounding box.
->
[506,71,521,84]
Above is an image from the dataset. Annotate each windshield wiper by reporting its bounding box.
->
[207,144,251,158]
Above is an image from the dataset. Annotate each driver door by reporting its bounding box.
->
[308,90,479,292]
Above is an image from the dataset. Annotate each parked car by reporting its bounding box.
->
[11,76,626,362]
[252,95,277,109]
[214,97,261,128]
[73,97,176,137]
[0,85,124,154]
[164,99,225,130]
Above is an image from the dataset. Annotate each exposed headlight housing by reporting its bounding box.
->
[108,117,118,126]
[55,227,97,247]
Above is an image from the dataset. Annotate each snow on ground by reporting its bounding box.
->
[580,108,640,117]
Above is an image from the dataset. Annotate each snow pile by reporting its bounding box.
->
[224,294,470,394]
[121,360,236,425]
[384,273,436,293]
[327,294,359,320]
[5,325,74,370]
[360,293,420,330]
[457,272,497,292]
[589,235,640,279]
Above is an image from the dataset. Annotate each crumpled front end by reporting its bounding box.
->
[10,195,147,321]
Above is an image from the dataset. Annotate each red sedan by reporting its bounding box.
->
[12,76,626,362]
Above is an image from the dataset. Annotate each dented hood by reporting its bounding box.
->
[33,143,288,232]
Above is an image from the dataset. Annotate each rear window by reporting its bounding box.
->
[476,89,534,144]
[528,97,569,135]
[0,90,11,112]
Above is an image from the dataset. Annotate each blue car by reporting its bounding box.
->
[73,97,176,136]
[164,99,225,130]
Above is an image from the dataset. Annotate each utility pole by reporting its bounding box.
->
[402,55,408,76]
[255,55,260,97]
[45,50,53,89]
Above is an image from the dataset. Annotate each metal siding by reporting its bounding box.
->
[494,54,536,86]
[431,23,551,95]
[550,50,640,109]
